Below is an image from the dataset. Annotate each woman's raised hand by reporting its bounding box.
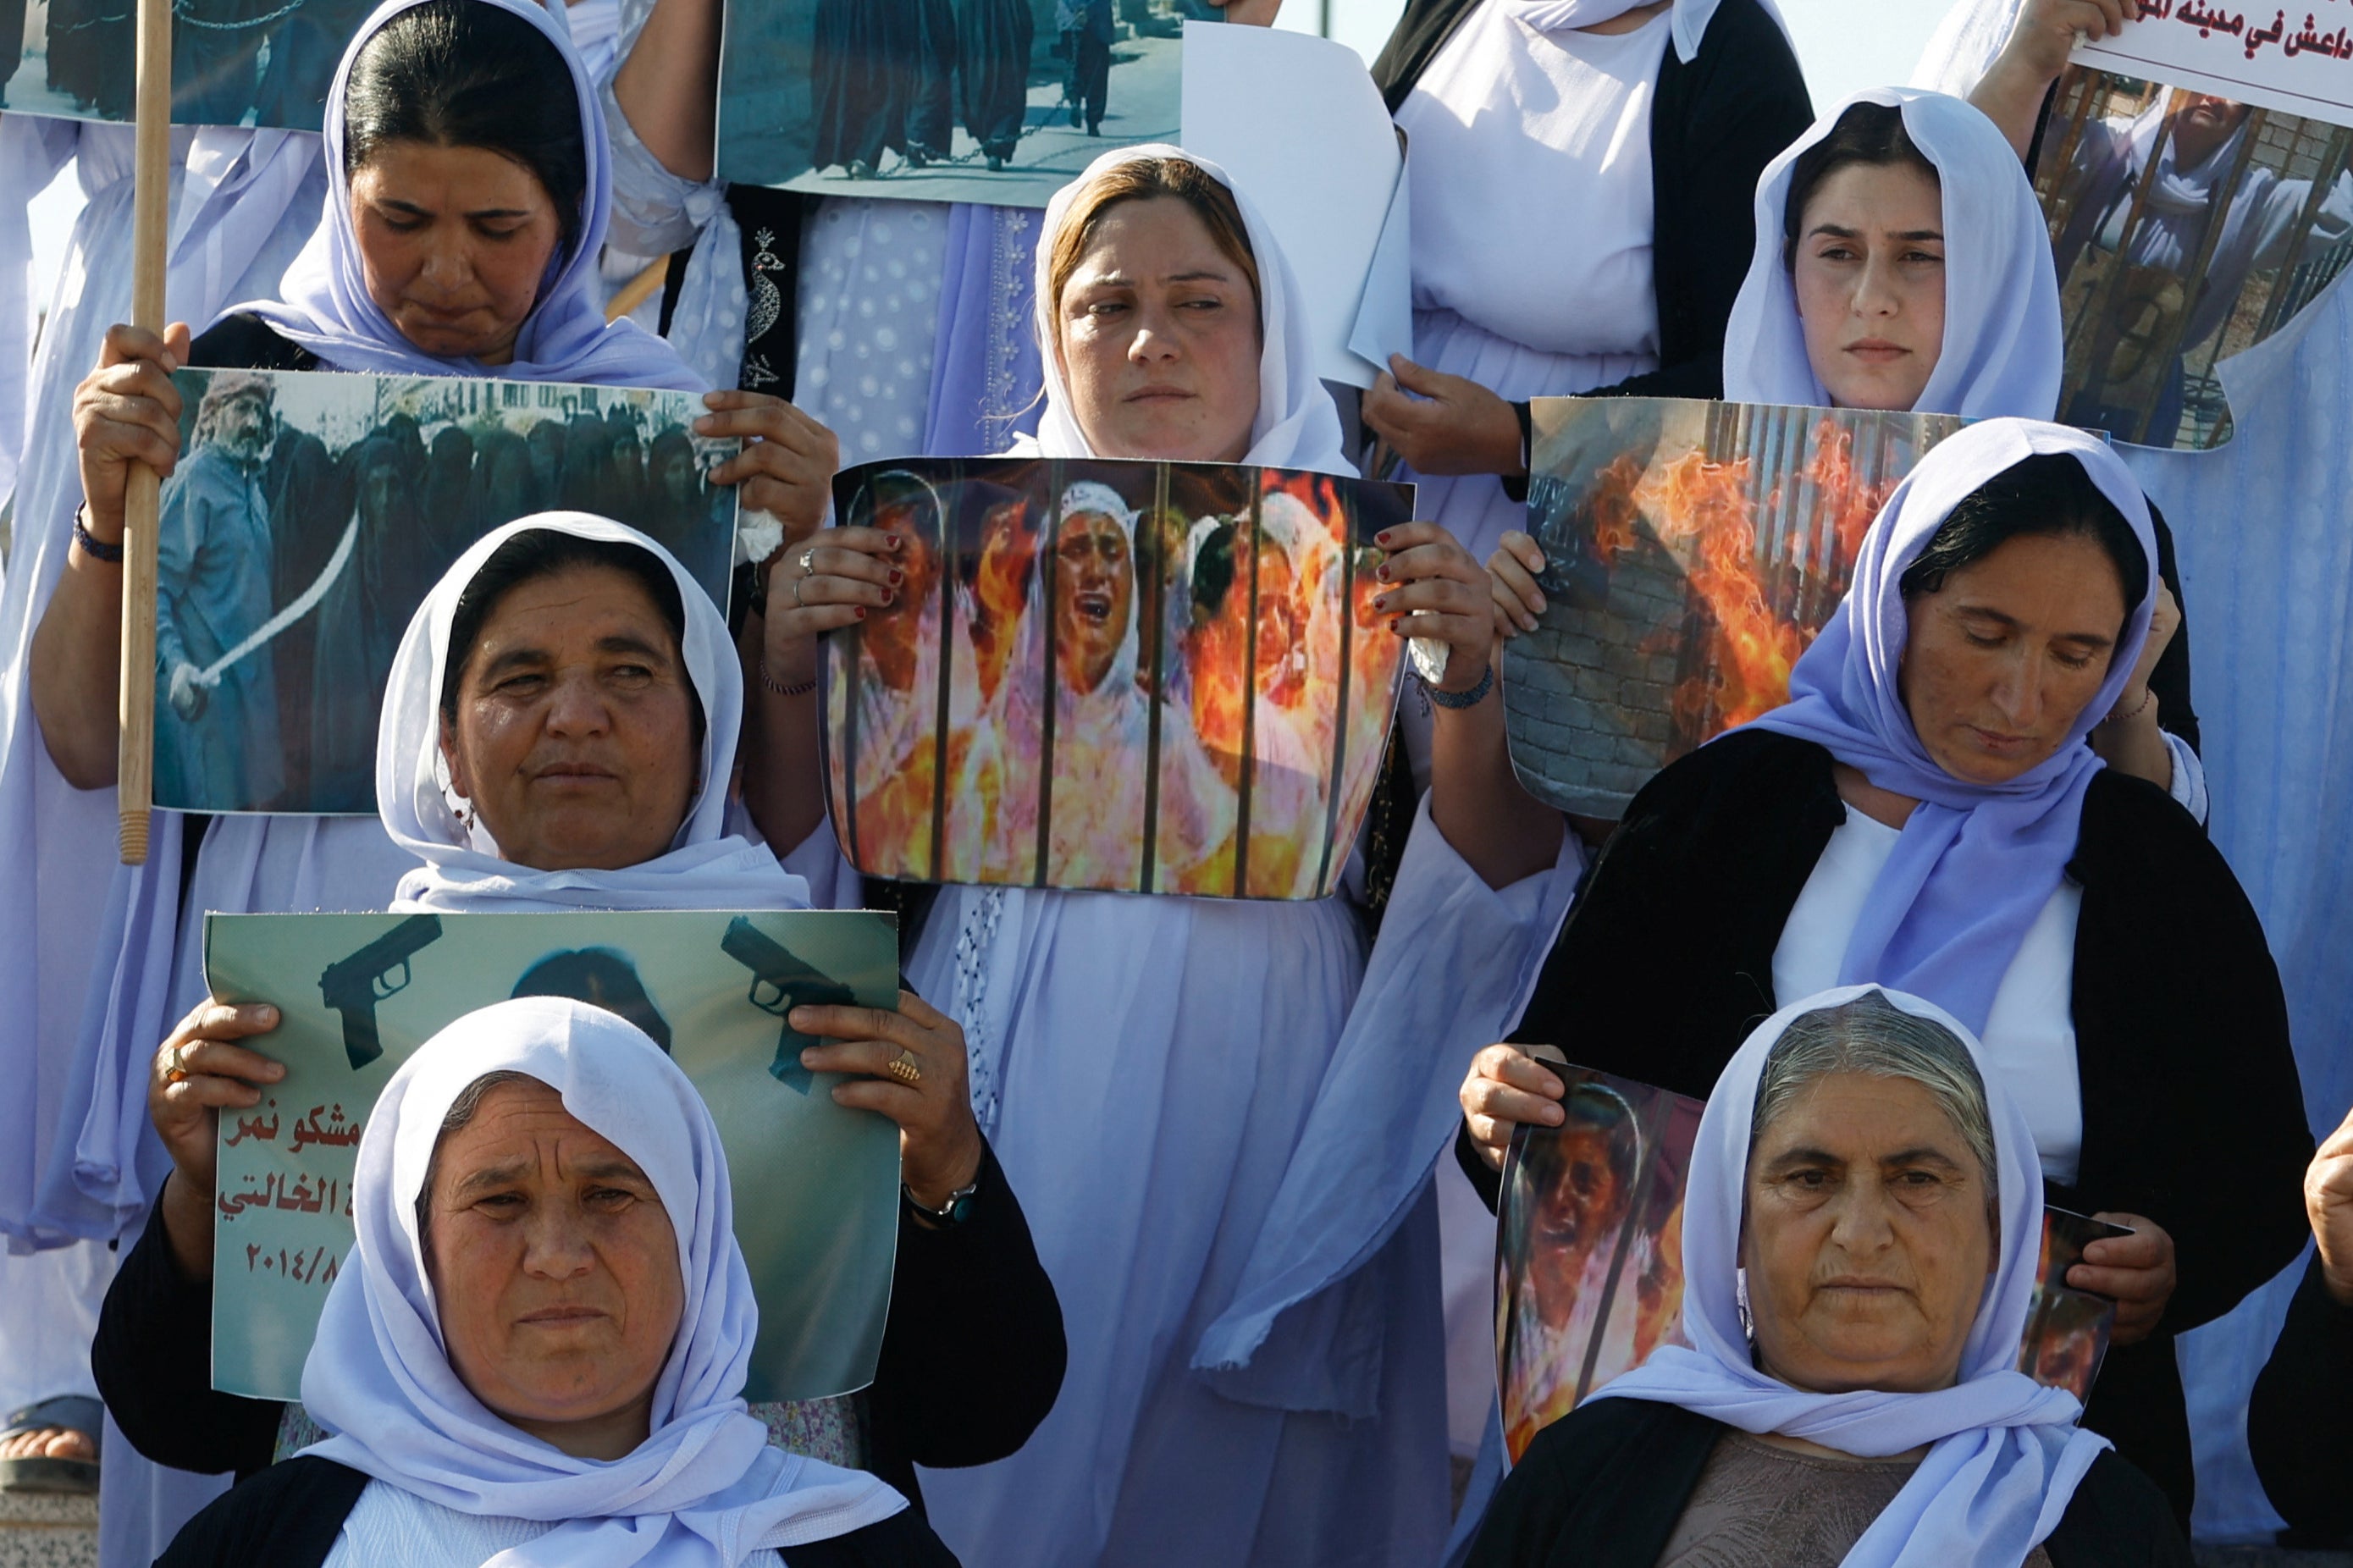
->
[1460,1043,1566,1171]
[695,390,838,543]
[1489,530,1549,639]
[1362,354,1526,478]
[74,322,192,542]
[789,990,986,1217]
[1375,520,1494,695]
[1975,0,2140,156]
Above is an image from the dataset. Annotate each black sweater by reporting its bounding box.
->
[2247,1254,2353,1546]
[1465,1396,2193,1568]
[1371,0,1814,403]
[156,1455,961,1568]
[96,1140,1065,1508]
[1463,728,2311,1525]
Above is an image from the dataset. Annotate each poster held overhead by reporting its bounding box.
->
[2032,60,2353,448]
[2072,2,2353,125]
[1178,19,1412,387]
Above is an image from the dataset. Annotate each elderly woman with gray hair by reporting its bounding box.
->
[1467,986,2190,1568]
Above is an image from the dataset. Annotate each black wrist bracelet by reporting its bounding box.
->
[73,506,124,564]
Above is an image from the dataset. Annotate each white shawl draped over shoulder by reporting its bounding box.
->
[301,997,903,1564]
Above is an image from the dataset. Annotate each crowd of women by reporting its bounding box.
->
[0,0,2350,1563]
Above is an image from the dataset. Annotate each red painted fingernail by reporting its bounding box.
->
[1374,564,1390,581]
[1375,530,1393,545]
[887,534,903,550]
[881,589,896,605]
[888,568,903,585]
[855,606,867,620]
[1373,594,1389,610]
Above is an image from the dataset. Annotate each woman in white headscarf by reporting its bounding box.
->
[93,514,1065,1513]
[753,146,1475,1565]
[1464,985,2190,1566]
[152,996,955,1567]
[1514,86,2201,818]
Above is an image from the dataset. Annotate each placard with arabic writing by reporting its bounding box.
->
[204,908,898,1405]
[2074,1,2353,127]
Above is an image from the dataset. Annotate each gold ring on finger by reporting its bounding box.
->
[163,1044,191,1085]
[887,1052,923,1085]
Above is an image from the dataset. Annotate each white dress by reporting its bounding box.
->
[1391,4,1669,572]
[908,870,1453,1566]
[1770,805,2085,1185]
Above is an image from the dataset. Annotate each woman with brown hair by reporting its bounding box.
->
[751,146,1489,1566]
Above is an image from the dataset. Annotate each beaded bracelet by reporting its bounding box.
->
[1419,663,1494,709]
[72,506,124,564]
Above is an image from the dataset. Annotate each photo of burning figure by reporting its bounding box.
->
[820,455,1409,899]
[1502,396,1963,820]
[1494,1064,1704,1464]
[2034,67,2353,449]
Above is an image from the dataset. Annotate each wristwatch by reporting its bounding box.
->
[903,1175,980,1227]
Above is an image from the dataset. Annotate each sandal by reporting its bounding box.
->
[0,1395,102,1494]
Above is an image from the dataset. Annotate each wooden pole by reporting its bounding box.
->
[116,0,171,864]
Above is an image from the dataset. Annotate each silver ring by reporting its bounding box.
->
[792,573,805,609]
[798,547,817,575]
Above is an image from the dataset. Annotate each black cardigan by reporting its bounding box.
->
[1371,0,1814,404]
[1463,728,2311,1524]
[1464,1396,2193,1568]
[156,1455,961,1568]
[96,1140,1065,1508]
[2247,1254,2353,1546]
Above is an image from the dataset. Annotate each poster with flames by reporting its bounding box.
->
[1501,398,1963,820]
[1496,1064,1703,1466]
[1496,1063,2129,1464]
[819,456,1411,899]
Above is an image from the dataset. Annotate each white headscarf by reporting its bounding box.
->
[1593,984,2110,1568]
[1503,0,1782,64]
[1015,144,1353,477]
[377,512,810,912]
[300,997,905,1562]
[1723,89,2062,420]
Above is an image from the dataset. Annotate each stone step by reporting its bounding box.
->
[0,1488,97,1568]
